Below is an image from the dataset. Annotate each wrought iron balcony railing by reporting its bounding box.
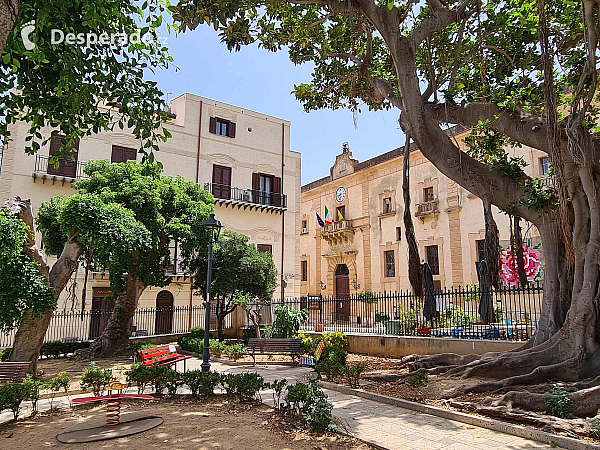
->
[203,183,287,210]
[33,154,88,181]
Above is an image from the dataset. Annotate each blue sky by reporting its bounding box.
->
[149,25,405,184]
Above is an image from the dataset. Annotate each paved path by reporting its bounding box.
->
[196,360,558,450]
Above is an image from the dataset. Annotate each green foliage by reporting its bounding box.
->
[269,305,309,338]
[322,331,349,351]
[80,362,113,396]
[163,369,184,395]
[356,291,377,304]
[126,363,155,394]
[131,343,158,359]
[0,210,55,329]
[521,178,559,211]
[182,370,221,396]
[40,341,91,358]
[177,328,205,351]
[22,375,43,413]
[152,366,178,395]
[226,343,245,361]
[406,372,429,388]
[0,383,27,420]
[544,385,574,418]
[284,379,335,432]
[296,333,318,355]
[375,312,390,323]
[268,378,288,410]
[209,339,227,357]
[1,0,174,160]
[0,348,11,361]
[343,365,364,388]
[587,419,600,438]
[315,346,347,381]
[220,372,265,403]
[438,306,474,329]
[46,371,71,395]
[462,285,480,302]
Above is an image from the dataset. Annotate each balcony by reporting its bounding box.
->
[33,154,88,185]
[203,183,287,214]
[415,200,439,217]
[539,175,555,188]
[321,220,354,245]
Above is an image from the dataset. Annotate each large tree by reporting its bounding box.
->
[184,230,278,341]
[75,160,214,356]
[4,194,150,372]
[171,0,600,413]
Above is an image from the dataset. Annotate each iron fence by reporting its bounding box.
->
[0,305,232,348]
[282,282,543,341]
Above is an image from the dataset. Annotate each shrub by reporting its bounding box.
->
[163,369,183,396]
[545,385,574,418]
[221,372,265,403]
[269,305,308,338]
[45,371,72,409]
[343,365,364,388]
[209,339,227,357]
[374,312,389,323]
[438,306,473,328]
[22,374,44,413]
[0,383,27,420]
[126,363,156,394]
[178,327,204,351]
[40,341,91,358]
[0,348,11,361]
[268,379,288,410]
[153,366,178,395]
[405,372,428,388]
[296,333,318,356]
[131,343,158,358]
[183,370,221,396]
[322,331,348,351]
[315,346,347,381]
[285,379,335,432]
[225,343,246,361]
[80,362,113,396]
[356,291,377,304]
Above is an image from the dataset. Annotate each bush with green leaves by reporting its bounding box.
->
[343,365,364,389]
[152,366,179,395]
[131,343,159,361]
[220,372,265,403]
[268,379,288,410]
[163,369,183,396]
[0,383,27,420]
[405,372,429,388]
[375,312,390,323]
[0,348,11,361]
[22,374,43,413]
[438,306,474,329]
[46,371,72,409]
[40,341,91,358]
[544,385,574,418]
[209,339,227,357]
[225,343,246,361]
[316,346,347,381]
[126,363,157,394]
[296,333,318,356]
[269,305,309,338]
[80,362,113,396]
[322,331,349,351]
[284,379,335,432]
[183,370,221,396]
[178,327,204,351]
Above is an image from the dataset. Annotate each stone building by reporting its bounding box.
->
[299,127,548,307]
[0,93,301,337]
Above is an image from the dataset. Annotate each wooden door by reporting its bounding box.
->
[89,296,115,339]
[155,291,174,335]
[335,276,350,322]
[212,165,231,199]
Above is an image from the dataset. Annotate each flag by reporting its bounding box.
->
[315,340,326,360]
[316,213,325,227]
[337,209,344,221]
[324,206,333,224]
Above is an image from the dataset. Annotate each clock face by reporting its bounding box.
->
[336,187,346,203]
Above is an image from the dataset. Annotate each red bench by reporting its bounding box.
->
[140,345,191,371]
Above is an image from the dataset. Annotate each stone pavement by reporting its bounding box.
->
[194,360,559,450]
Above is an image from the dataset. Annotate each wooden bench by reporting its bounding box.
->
[246,338,301,366]
[0,362,31,384]
[140,345,191,371]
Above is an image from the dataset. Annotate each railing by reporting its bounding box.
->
[281,282,544,341]
[0,305,232,348]
[323,220,353,233]
[34,154,88,180]
[203,183,287,209]
[540,176,555,188]
[416,200,439,216]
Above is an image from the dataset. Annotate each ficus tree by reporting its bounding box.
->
[74,160,214,356]
[4,193,150,372]
[171,0,600,413]
[183,230,278,341]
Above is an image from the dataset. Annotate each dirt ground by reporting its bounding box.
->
[0,396,370,450]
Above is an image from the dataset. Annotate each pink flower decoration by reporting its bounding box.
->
[498,244,542,288]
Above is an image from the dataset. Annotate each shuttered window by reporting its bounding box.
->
[209,117,236,138]
[111,145,137,163]
[257,244,272,254]
[212,165,232,200]
[252,172,282,206]
[48,136,79,178]
[301,261,308,281]
[426,245,440,275]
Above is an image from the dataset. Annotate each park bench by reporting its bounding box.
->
[0,362,31,384]
[246,338,301,366]
[140,345,191,371]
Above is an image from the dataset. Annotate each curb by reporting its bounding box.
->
[177,349,293,366]
[320,381,600,450]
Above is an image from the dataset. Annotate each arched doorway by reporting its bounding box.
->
[155,290,174,335]
[335,264,350,323]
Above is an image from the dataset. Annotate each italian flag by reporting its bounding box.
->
[324,206,334,224]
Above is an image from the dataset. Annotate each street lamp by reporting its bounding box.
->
[200,213,222,372]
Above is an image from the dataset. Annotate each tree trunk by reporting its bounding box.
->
[0,0,20,57]
[89,275,146,357]
[5,197,82,374]
[217,311,226,341]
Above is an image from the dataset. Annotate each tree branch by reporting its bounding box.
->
[411,0,475,46]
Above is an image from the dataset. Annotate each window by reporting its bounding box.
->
[426,245,440,275]
[252,173,282,206]
[111,145,136,163]
[336,205,346,221]
[301,261,308,281]
[384,250,395,277]
[396,226,402,241]
[540,157,550,175]
[48,135,79,178]
[209,117,236,138]
[301,220,308,234]
[383,197,393,214]
[212,165,232,200]
[257,244,272,254]
[476,239,485,262]
[423,186,435,202]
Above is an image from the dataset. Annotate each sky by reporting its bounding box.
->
[148,25,406,185]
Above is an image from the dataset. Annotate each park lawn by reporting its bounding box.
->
[0,396,370,450]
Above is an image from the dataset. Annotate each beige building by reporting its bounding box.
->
[0,93,301,337]
[299,127,547,306]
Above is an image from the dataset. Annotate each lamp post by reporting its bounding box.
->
[200,213,222,372]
